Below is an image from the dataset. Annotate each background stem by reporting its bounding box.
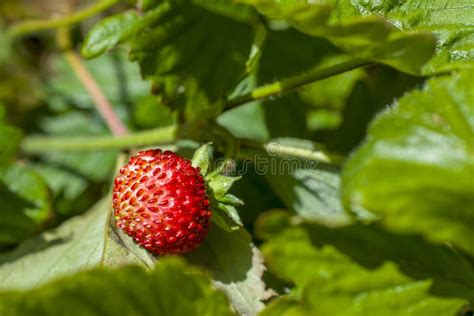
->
[21,126,177,153]
[226,58,371,109]
[8,0,119,38]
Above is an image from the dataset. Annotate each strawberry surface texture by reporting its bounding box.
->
[112,149,211,255]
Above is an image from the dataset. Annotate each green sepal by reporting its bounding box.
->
[191,143,244,232]
[191,142,213,177]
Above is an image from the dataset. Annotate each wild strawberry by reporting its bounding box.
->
[112,149,211,255]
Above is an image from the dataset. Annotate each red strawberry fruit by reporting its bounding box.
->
[112,149,211,255]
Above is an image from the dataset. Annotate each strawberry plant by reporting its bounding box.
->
[0,0,473,315]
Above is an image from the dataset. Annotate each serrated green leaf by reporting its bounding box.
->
[0,257,234,316]
[84,0,254,121]
[245,0,437,74]
[81,11,140,59]
[186,225,272,316]
[342,69,474,256]
[351,0,474,74]
[246,0,474,75]
[0,123,21,172]
[0,164,51,246]
[82,4,174,60]
[259,222,469,315]
[191,142,213,176]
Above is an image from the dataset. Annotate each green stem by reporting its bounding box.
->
[21,125,177,153]
[8,0,119,38]
[239,139,344,164]
[226,58,371,109]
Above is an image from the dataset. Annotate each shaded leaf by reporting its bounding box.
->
[254,138,351,226]
[187,225,272,316]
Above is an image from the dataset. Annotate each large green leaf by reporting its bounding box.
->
[257,211,474,300]
[351,0,474,74]
[0,164,51,245]
[246,0,474,75]
[0,192,269,314]
[83,1,254,121]
[0,257,234,316]
[245,0,436,74]
[261,279,465,316]
[0,198,109,290]
[259,219,469,315]
[342,69,474,256]
[0,196,158,290]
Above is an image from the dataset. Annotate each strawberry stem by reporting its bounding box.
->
[225,58,371,109]
[238,139,345,165]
